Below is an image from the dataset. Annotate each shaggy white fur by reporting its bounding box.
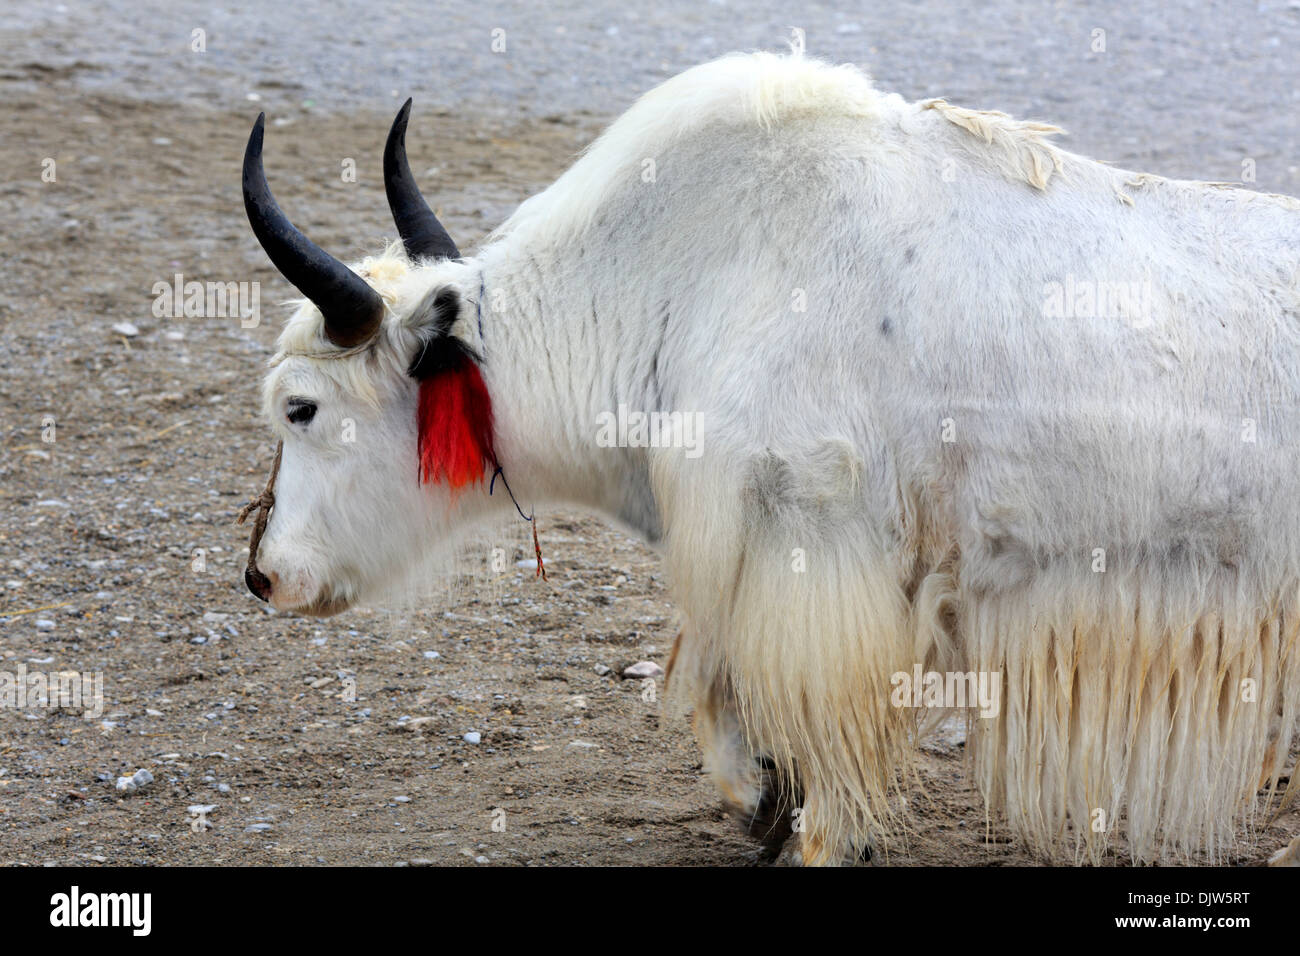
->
[256,51,1300,864]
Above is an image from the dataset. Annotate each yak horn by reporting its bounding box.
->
[384,99,460,262]
[242,113,384,348]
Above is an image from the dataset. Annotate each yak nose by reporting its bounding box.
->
[245,567,272,602]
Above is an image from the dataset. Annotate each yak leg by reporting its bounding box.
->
[693,668,801,862]
[1269,835,1300,867]
[667,630,801,861]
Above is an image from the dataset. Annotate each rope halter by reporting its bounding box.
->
[236,439,282,600]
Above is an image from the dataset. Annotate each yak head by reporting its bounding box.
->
[240,101,497,615]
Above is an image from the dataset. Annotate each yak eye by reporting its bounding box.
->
[286,399,317,426]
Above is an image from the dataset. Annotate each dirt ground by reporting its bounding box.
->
[1,71,1295,867]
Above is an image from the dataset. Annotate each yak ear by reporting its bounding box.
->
[406,286,477,380]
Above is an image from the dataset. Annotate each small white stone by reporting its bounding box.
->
[111,321,139,337]
[397,716,436,732]
[463,731,481,745]
[116,768,153,793]
[622,661,664,680]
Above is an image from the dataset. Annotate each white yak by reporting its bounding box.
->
[239,51,1300,864]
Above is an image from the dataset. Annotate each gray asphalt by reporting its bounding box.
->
[7,1,1300,187]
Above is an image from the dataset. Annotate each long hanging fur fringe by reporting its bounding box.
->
[962,564,1300,864]
[659,444,1300,864]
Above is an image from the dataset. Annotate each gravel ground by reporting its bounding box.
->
[6,0,1300,187]
[0,2,1297,866]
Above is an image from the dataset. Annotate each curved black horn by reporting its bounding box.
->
[242,113,384,348]
[384,99,460,261]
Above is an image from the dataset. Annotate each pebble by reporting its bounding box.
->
[393,795,411,803]
[34,619,55,630]
[115,768,154,793]
[463,731,482,744]
[244,823,273,833]
[396,716,436,732]
[622,661,664,679]
[110,321,139,337]
[593,663,612,676]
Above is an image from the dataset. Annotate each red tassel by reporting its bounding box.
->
[417,359,496,488]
